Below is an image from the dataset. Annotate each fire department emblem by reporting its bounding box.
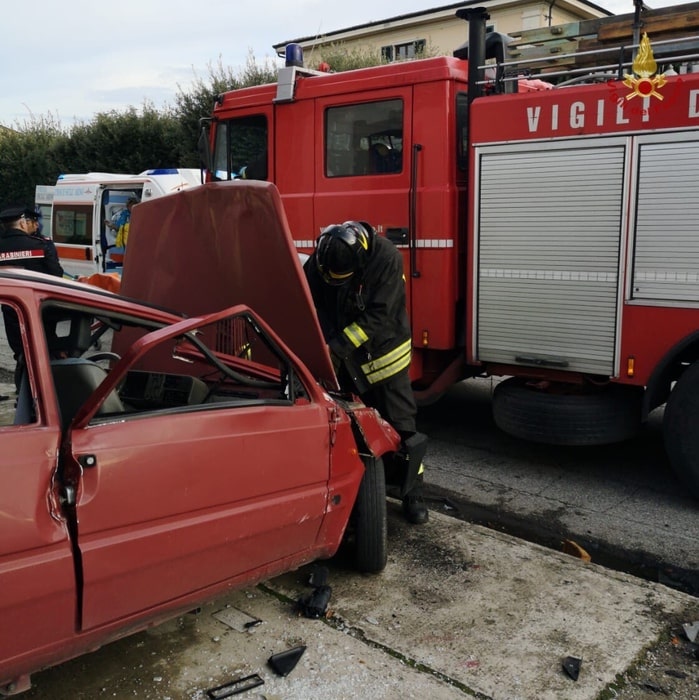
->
[623,33,667,100]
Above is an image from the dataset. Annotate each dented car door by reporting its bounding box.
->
[59,307,334,631]
[0,297,75,683]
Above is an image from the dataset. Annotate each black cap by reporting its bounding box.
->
[0,205,39,222]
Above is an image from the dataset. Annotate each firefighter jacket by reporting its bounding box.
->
[0,228,64,276]
[305,235,412,395]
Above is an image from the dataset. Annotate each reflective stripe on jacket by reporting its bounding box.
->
[360,338,412,385]
[305,235,412,392]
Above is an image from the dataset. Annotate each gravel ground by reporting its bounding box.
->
[602,609,699,699]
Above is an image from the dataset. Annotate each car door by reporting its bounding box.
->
[0,297,75,672]
[63,308,333,631]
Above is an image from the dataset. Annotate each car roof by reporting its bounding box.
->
[0,269,186,321]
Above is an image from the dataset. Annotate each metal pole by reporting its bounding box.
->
[632,0,644,54]
[456,6,490,103]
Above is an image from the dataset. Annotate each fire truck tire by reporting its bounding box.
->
[663,362,699,499]
[354,456,388,574]
[492,378,642,446]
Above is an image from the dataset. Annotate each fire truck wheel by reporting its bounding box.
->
[354,456,388,574]
[492,378,642,446]
[663,362,699,499]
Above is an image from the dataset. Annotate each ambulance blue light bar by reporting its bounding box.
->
[144,169,179,176]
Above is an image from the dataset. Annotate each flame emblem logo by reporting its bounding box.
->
[623,33,667,100]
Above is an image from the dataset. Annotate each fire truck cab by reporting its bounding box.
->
[202,6,699,498]
[44,169,201,278]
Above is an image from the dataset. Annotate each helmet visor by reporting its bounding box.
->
[317,256,354,286]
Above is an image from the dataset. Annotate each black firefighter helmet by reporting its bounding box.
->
[315,220,374,286]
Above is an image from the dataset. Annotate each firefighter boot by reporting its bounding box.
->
[402,474,428,525]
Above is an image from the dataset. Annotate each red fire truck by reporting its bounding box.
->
[201,6,699,497]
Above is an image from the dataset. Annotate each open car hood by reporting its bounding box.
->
[119,180,337,389]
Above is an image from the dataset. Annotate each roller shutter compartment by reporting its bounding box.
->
[475,142,625,376]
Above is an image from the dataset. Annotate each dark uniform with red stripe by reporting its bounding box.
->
[0,229,63,274]
[1,212,64,370]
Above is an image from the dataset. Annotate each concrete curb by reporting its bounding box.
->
[21,502,697,699]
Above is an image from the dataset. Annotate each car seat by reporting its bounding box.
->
[51,358,126,431]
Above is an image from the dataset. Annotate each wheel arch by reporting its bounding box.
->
[643,330,699,418]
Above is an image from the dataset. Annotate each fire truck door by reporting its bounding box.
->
[313,89,413,249]
[474,138,627,376]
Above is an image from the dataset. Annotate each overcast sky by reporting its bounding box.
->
[0,0,685,128]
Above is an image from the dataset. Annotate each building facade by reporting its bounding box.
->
[273,1,612,64]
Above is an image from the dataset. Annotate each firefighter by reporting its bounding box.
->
[0,205,65,389]
[304,221,428,525]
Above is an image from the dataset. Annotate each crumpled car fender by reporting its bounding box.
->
[345,405,401,458]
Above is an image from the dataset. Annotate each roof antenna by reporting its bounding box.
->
[306,19,323,66]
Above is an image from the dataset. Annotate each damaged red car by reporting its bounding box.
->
[0,182,416,695]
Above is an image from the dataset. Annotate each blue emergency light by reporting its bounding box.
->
[144,168,179,175]
[285,43,304,68]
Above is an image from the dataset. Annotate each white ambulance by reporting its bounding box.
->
[39,168,201,277]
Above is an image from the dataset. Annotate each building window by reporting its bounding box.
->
[380,39,426,62]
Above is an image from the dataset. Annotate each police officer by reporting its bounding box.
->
[0,205,65,387]
[304,221,428,524]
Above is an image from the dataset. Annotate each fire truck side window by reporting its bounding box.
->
[325,100,403,177]
[52,204,92,246]
[212,115,268,181]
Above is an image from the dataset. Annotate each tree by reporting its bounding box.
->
[0,115,69,210]
[173,51,278,165]
[305,41,435,72]
[56,103,190,173]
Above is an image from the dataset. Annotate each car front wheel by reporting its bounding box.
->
[354,456,387,574]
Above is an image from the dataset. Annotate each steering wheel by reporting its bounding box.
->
[86,352,122,364]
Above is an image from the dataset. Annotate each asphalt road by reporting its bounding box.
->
[416,378,699,597]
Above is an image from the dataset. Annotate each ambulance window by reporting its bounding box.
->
[325,100,403,177]
[52,204,92,246]
[212,115,267,181]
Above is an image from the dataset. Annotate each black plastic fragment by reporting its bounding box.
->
[297,585,332,619]
[268,645,306,677]
[664,669,688,679]
[562,656,582,681]
[308,564,329,588]
[206,673,264,698]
